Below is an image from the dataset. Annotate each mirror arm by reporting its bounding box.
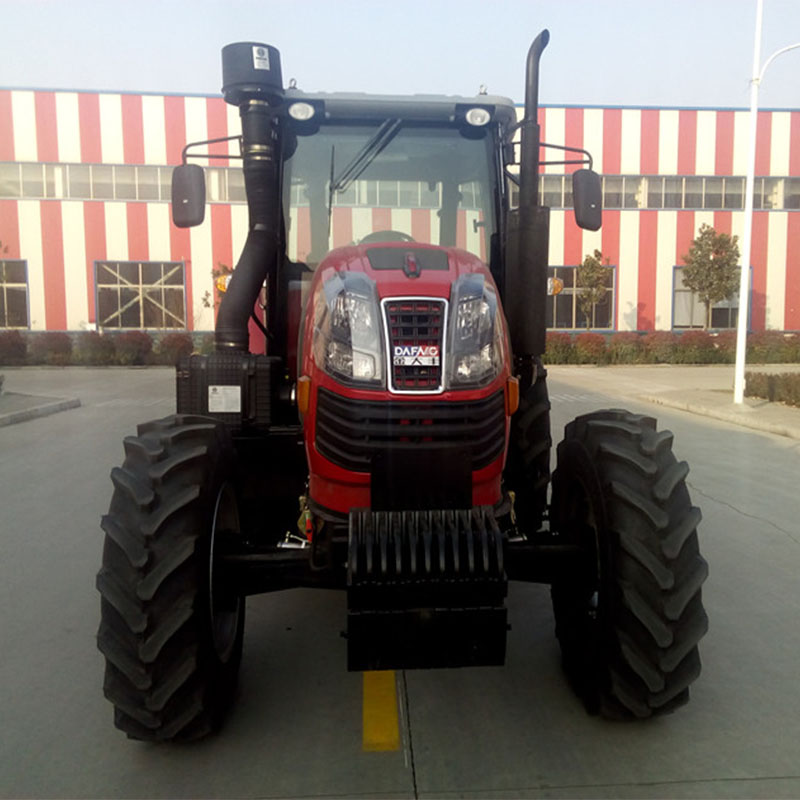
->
[540,159,592,167]
[540,141,593,170]
[505,135,595,171]
[181,135,243,165]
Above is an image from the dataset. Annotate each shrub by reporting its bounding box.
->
[544,332,574,364]
[642,331,677,363]
[114,331,153,365]
[744,371,772,400]
[782,374,800,406]
[745,371,800,407]
[608,332,644,364]
[76,331,116,365]
[29,332,73,365]
[573,332,607,364]
[0,330,27,365]
[673,330,716,364]
[785,334,800,363]
[713,330,738,363]
[199,333,216,355]
[156,332,194,365]
[747,330,792,363]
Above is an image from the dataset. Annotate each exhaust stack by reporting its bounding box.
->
[505,30,551,366]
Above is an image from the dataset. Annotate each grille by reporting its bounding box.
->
[315,387,506,473]
[384,299,445,392]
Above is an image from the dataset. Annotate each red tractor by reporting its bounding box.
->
[97,32,708,740]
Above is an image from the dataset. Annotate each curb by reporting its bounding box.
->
[0,397,82,428]
[639,394,800,441]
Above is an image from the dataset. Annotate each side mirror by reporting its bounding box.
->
[572,169,602,231]
[171,164,206,228]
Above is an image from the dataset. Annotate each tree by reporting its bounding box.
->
[577,249,611,330]
[681,224,740,329]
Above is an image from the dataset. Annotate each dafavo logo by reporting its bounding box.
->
[393,345,440,366]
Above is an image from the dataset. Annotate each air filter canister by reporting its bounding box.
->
[221,42,283,106]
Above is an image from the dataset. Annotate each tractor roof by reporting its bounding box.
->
[284,89,517,127]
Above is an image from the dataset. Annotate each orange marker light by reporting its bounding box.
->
[215,274,231,294]
[505,376,519,416]
[297,376,311,415]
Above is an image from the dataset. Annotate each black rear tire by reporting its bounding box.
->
[550,410,708,718]
[96,414,245,741]
[504,358,551,534]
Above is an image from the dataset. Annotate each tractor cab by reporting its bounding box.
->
[280,93,514,271]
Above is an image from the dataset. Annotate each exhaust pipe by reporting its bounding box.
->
[505,30,550,366]
[215,43,284,351]
[519,29,549,211]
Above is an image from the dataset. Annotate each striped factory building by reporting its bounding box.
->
[1,89,799,334]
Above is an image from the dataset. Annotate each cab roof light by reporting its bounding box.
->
[465,107,491,127]
[288,102,316,121]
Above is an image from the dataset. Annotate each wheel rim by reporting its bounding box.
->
[209,482,241,663]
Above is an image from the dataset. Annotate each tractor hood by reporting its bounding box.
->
[313,242,494,300]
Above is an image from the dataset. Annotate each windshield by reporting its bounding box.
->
[283,121,499,269]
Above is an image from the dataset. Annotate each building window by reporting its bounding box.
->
[0,259,29,328]
[673,266,740,329]
[786,178,800,210]
[96,261,186,329]
[542,175,564,207]
[0,162,182,202]
[547,265,615,330]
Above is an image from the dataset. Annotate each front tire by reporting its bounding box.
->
[504,358,551,534]
[550,410,708,718]
[96,415,245,741]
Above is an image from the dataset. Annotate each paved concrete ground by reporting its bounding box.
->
[1,366,799,799]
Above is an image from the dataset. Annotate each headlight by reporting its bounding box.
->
[447,274,505,387]
[312,271,384,384]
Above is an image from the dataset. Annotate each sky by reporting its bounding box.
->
[1,0,800,109]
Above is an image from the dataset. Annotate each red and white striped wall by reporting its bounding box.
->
[536,106,800,331]
[1,89,798,331]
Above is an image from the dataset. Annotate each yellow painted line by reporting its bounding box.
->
[362,670,401,751]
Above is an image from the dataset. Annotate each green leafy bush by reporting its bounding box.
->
[29,332,73,365]
[156,332,194,365]
[544,332,574,364]
[786,334,800,362]
[745,371,800,407]
[114,331,153,365]
[747,331,793,363]
[76,331,116,365]
[608,332,644,364]
[0,330,27,365]
[642,331,677,363]
[673,330,716,364]
[712,330,738,363]
[199,333,216,355]
[574,332,607,364]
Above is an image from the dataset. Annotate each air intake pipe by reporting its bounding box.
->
[215,43,284,351]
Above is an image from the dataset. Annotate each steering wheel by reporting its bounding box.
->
[359,230,415,244]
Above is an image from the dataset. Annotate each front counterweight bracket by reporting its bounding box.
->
[346,507,508,671]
